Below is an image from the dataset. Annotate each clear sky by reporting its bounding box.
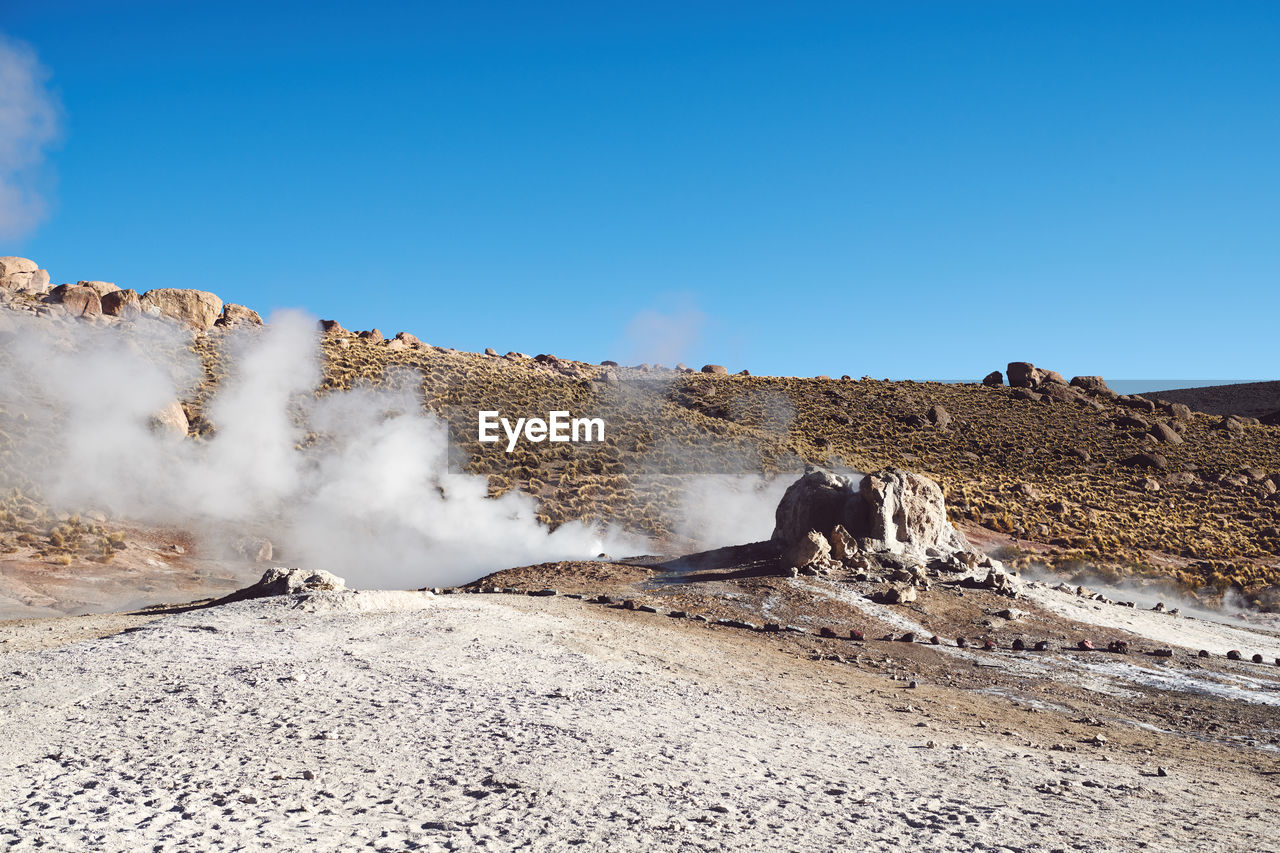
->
[2,1,1277,380]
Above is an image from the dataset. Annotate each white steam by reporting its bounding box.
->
[0,311,644,588]
[671,474,795,550]
[621,295,706,367]
[0,34,61,240]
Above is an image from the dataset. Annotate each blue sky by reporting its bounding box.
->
[2,1,1277,380]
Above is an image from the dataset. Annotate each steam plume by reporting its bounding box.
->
[0,34,61,240]
[0,311,644,588]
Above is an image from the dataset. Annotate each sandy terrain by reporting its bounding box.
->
[2,591,1279,852]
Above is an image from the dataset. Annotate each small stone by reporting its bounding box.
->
[1156,767,1168,777]
[1198,649,1210,658]
[302,770,315,780]
[1227,650,1242,661]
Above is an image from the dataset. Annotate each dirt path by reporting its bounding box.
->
[1,594,1277,852]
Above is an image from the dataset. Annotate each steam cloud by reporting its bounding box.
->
[0,34,61,240]
[622,295,706,367]
[0,311,644,588]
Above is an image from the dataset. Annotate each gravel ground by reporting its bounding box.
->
[1,593,1277,852]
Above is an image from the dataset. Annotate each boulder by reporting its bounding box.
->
[857,469,969,556]
[1119,395,1157,413]
[0,257,50,291]
[1038,383,1079,403]
[982,370,1003,387]
[829,524,857,562]
[318,319,348,335]
[1039,370,1068,386]
[358,329,384,342]
[394,331,421,345]
[1114,415,1150,430]
[782,530,831,570]
[772,468,857,547]
[77,280,120,298]
[702,364,728,375]
[215,567,346,604]
[216,303,263,327]
[926,404,951,429]
[140,289,223,329]
[233,536,274,563]
[1149,422,1183,444]
[1011,388,1043,402]
[149,400,189,438]
[45,284,102,318]
[1121,452,1169,472]
[1163,402,1193,421]
[771,466,968,559]
[1218,416,1246,439]
[1070,376,1110,393]
[1006,362,1040,388]
[1259,410,1280,427]
[101,289,142,318]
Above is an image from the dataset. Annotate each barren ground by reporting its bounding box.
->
[2,581,1278,852]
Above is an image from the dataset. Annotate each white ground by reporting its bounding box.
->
[1,593,1277,852]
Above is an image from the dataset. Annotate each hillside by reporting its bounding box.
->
[1145,380,1280,420]
[1,268,1279,611]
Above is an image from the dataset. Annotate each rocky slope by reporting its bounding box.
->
[2,256,1279,614]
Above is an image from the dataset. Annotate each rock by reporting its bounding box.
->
[1011,388,1042,402]
[1149,422,1183,444]
[233,536,274,562]
[1040,370,1067,386]
[216,303,264,327]
[982,370,1003,387]
[876,585,917,605]
[358,329,383,342]
[1014,482,1041,500]
[1070,376,1109,393]
[856,469,969,556]
[701,364,728,375]
[771,466,968,559]
[394,331,421,346]
[149,400,189,438]
[772,468,859,547]
[318,319,348,335]
[926,404,951,429]
[1006,362,1041,388]
[1218,416,1246,439]
[75,280,120,298]
[0,257,50,291]
[1120,452,1169,472]
[1038,384,1080,403]
[1114,415,1150,430]
[1139,477,1161,492]
[216,567,346,603]
[1260,410,1280,426]
[1227,650,1242,661]
[782,530,831,570]
[101,288,142,317]
[45,284,103,318]
[140,289,223,329]
[829,524,857,562]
